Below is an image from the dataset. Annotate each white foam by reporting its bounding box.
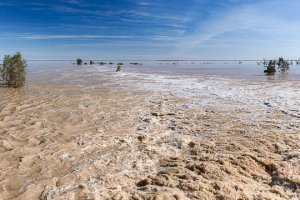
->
[109,69,300,117]
[91,65,300,118]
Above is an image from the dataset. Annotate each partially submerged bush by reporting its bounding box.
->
[277,57,290,72]
[264,57,290,75]
[0,52,27,87]
[117,63,124,65]
[76,58,83,65]
[264,60,276,75]
[90,60,95,65]
[109,62,113,65]
[116,65,121,72]
[130,62,142,65]
[99,62,106,65]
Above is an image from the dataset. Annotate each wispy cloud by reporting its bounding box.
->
[63,0,84,5]
[0,34,182,42]
[135,0,151,7]
[2,0,300,59]
[59,41,179,47]
[175,0,300,53]
[150,36,180,41]
[0,2,14,6]
[0,34,133,40]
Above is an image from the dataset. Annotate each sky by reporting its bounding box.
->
[1,0,300,60]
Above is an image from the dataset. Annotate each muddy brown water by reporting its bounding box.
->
[1,63,300,199]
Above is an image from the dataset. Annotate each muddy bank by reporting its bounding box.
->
[0,65,300,199]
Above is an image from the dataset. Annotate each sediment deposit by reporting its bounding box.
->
[1,65,300,199]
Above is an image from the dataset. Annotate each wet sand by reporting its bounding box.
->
[1,64,300,199]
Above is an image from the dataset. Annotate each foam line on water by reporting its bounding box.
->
[109,69,300,118]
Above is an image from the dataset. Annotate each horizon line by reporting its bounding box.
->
[1,59,299,62]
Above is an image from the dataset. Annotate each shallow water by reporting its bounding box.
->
[23,61,300,118]
[27,60,300,82]
[1,62,300,199]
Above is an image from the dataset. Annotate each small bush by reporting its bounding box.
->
[76,58,83,65]
[99,62,106,65]
[109,62,113,65]
[0,64,3,81]
[264,57,290,75]
[117,63,124,65]
[277,57,289,72]
[130,62,142,65]
[264,60,276,75]
[0,52,27,87]
[116,66,121,72]
[90,60,95,65]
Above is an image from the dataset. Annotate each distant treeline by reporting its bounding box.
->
[74,58,128,72]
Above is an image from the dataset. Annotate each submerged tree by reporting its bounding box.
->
[1,52,27,87]
[76,58,83,65]
[277,57,290,72]
[264,57,290,75]
[130,62,142,65]
[116,65,121,72]
[264,60,276,75]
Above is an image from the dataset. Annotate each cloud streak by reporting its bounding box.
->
[0,34,133,40]
[2,0,300,59]
[174,0,300,55]
[0,34,181,42]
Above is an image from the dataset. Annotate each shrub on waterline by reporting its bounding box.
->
[116,65,121,72]
[0,52,27,87]
[76,58,83,65]
[277,57,289,72]
[264,60,276,75]
[90,60,95,65]
[264,57,290,75]
[130,62,142,65]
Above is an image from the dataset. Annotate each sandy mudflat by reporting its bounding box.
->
[1,65,300,200]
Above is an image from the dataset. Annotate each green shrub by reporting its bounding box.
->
[99,62,106,65]
[1,52,27,87]
[109,62,113,65]
[277,57,289,72]
[264,57,290,75]
[0,64,3,81]
[76,58,83,65]
[264,60,276,75]
[117,63,124,65]
[90,60,95,65]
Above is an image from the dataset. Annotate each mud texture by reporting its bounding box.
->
[0,65,300,200]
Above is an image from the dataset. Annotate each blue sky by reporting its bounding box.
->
[1,0,300,60]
